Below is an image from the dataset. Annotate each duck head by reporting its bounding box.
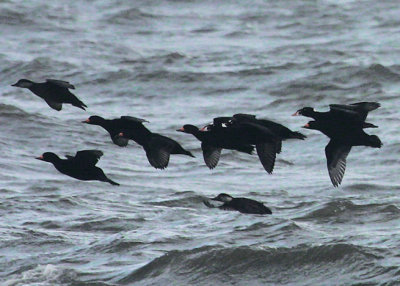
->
[177,124,199,134]
[36,152,60,163]
[212,193,233,203]
[12,79,34,88]
[293,107,315,117]
[82,115,105,125]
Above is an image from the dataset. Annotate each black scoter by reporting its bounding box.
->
[119,128,194,170]
[303,120,382,187]
[36,150,119,185]
[83,115,148,147]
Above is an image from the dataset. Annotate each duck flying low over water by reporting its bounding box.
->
[119,128,194,170]
[303,120,382,187]
[83,115,149,147]
[203,193,272,214]
[177,124,254,169]
[36,150,119,185]
[12,79,87,111]
[199,114,306,173]
[293,102,380,128]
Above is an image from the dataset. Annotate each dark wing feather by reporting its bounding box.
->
[46,79,75,89]
[201,142,222,169]
[73,150,103,166]
[120,116,149,123]
[276,140,282,154]
[43,80,86,110]
[329,102,380,121]
[256,142,277,174]
[145,136,173,169]
[44,99,62,111]
[112,135,129,147]
[232,113,257,122]
[325,140,352,187]
[146,148,170,169]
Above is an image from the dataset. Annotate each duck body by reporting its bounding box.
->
[204,193,272,215]
[177,124,254,169]
[121,126,194,170]
[84,115,149,147]
[293,102,380,128]
[12,79,87,111]
[207,114,305,173]
[36,150,119,185]
[305,120,382,148]
[304,120,382,187]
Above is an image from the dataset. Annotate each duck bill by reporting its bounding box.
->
[118,132,125,137]
[35,155,44,161]
[292,111,300,116]
[176,127,184,132]
[82,118,90,123]
[11,83,18,87]
[302,123,310,128]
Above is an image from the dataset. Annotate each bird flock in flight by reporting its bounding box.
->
[11,78,382,214]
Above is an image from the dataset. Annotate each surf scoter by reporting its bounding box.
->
[177,124,254,169]
[303,120,382,187]
[119,129,194,170]
[199,114,306,173]
[36,150,119,185]
[203,193,272,214]
[12,79,87,111]
[293,102,380,128]
[83,115,148,147]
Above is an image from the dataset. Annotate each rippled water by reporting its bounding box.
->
[1,0,400,285]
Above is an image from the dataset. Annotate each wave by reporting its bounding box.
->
[352,64,400,82]
[118,244,393,285]
[1,57,77,83]
[105,8,162,25]
[3,264,114,286]
[296,199,400,222]
[0,8,35,26]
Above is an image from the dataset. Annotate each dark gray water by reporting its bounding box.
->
[1,0,400,285]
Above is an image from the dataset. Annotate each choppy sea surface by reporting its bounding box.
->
[1,0,400,285]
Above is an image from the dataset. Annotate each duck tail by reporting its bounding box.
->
[185,150,195,158]
[290,131,307,140]
[73,100,87,110]
[106,178,120,186]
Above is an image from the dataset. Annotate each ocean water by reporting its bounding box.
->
[1,0,400,285]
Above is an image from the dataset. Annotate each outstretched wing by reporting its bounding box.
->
[256,142,277,174]
[201,142,222,169]
[44,99,62,111]
[325,140,352,187]
[145,136,173,169]
[232,113,257,122]
[329,102,380,121]
[72,150,104,166]
[46,79,75,89]
[120,116,149,124]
